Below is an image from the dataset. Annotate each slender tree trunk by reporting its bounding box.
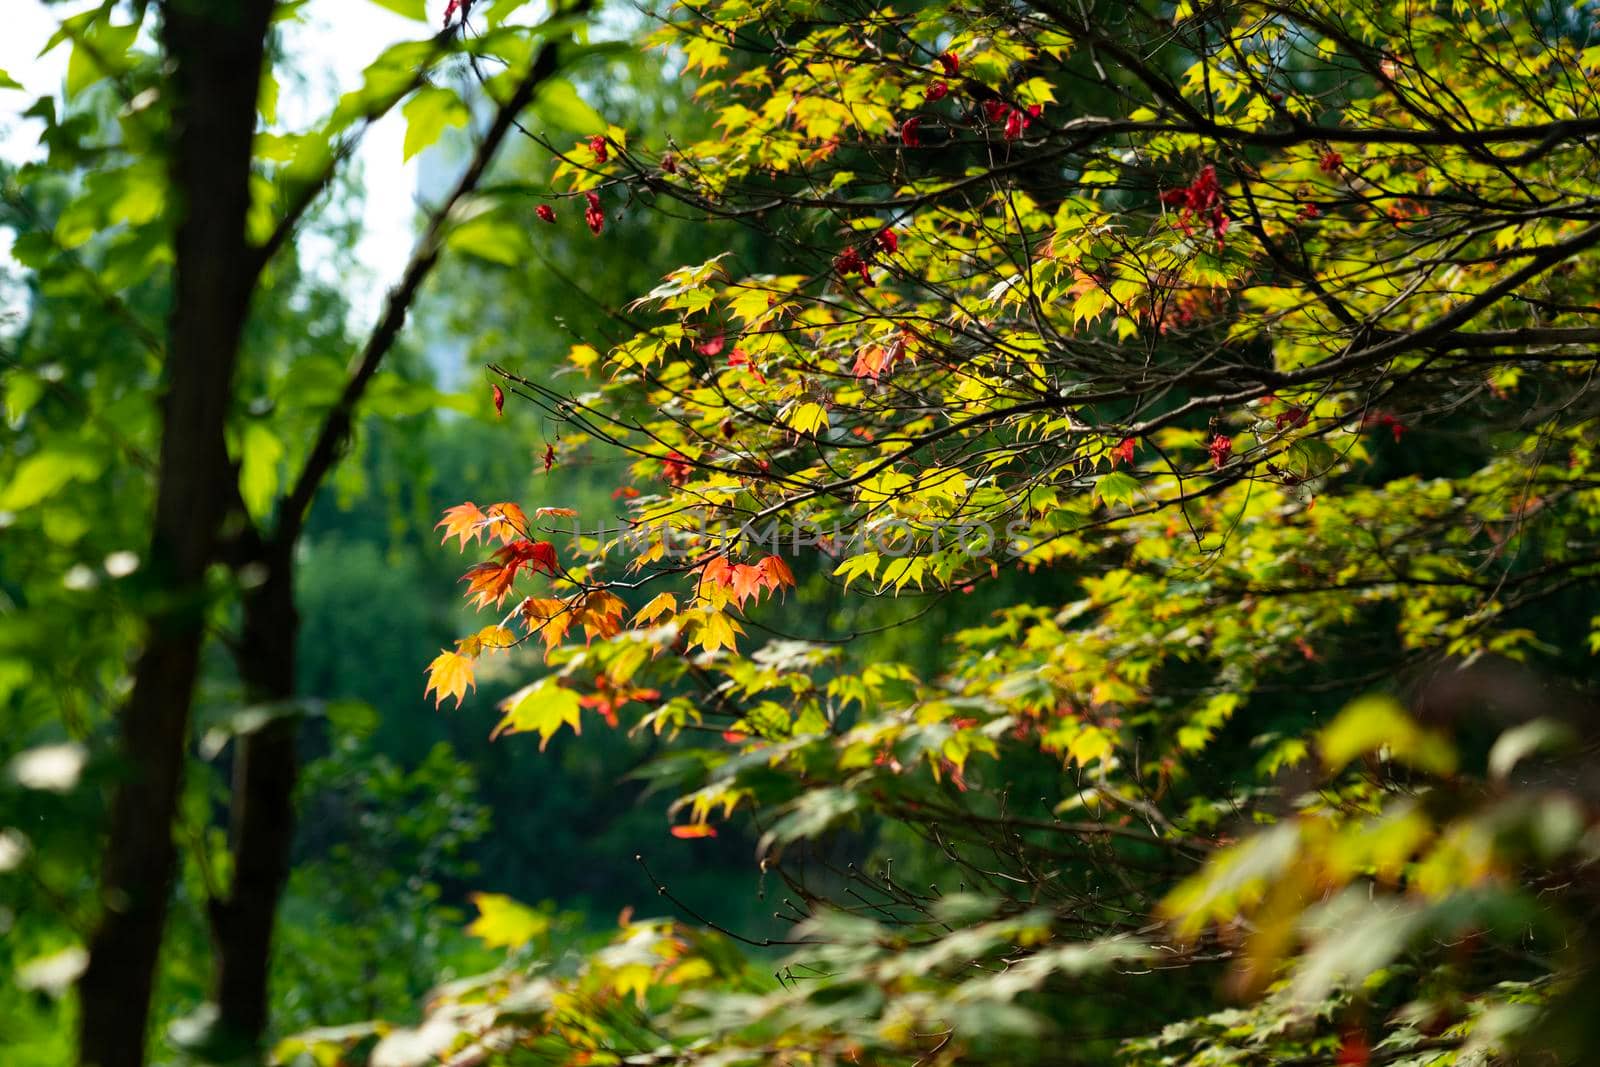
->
[77,4,276,1065]
[209,542,299,1046]
[195,36,556,1059]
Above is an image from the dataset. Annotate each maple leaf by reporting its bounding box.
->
[580,682,661,727]
[1334,1032,1370,1066]
[728,563,764,611]
[461,539,559,609]
[519,596,574,652]
[633,591,678,625]
[852,333,907,382]
[662,451,692,485]
[1111,437,1137,467]
[693,610,743,654]
[493,678,582,748]
[1208,433,1234,469]
[533,506,578,519]
[436,502,487,550]
[466,892,549,949]
[580,692,620,727]
[462,560,521,609]
[696,333,726,356]
[575,590,628,643]
[424,650,475,708]
[758,554,795,593]
[497,538,559,576]
[474,624,517,651]
[833,246,870,285]
[698,556,734,604]
[727,348,764,383]
[670,824,717,839]
[482,502,528,545]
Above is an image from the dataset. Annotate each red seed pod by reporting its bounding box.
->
[492,384,505,417]
[926,81,949,102]
[937,51,959,76]
[900,116,922,147]
[588,135,608,163]
[536,204,556,224]
[584,191,604,235]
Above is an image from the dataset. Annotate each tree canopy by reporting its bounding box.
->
[3,0,1600,1065]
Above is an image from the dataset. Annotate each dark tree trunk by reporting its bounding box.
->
[209,542,299,1047]
[77,4,276,1065]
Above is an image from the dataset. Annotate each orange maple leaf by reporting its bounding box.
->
[519,596,574,652]
[436,503,487,550]
[575,590,627,643]
[728,563,764,610]
[669,824,717,839]
[482,502,529,545]
[462,561,521,609]
[758,554,795,592]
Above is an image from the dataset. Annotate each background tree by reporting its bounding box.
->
[0,1,618,1062]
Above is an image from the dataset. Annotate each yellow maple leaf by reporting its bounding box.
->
[633,591,678,626]
[424,650,475,708]
[465,892,549,949]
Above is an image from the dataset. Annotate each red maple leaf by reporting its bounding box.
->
[728,348,764,383]
[1335,1031,1370,1066]
[1208,433,1234,469]
[662,451,692,485]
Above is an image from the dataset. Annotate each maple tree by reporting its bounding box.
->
[394,0,1600,1063]
[3,0,1600,1063]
